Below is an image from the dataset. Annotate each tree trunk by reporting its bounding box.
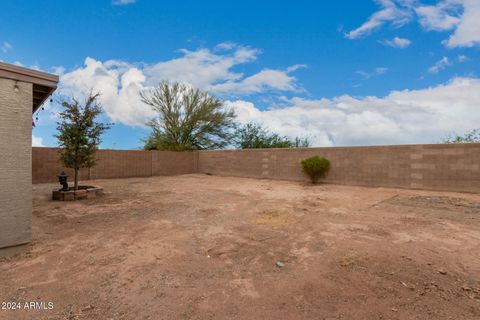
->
[74,168,79,191]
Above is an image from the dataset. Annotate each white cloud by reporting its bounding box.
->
[144,46,260,89]
[1,41,12,53]
[444,0,480,47]
[356,67,388,79]
[58,45,303,126]
[112,0,136,5]
[345,0,412,39]
[428,56,451,74]
[458,54,468,62]
[381,36,411,48]
[32,135,45,147]
[210,65,305,94]
[347,0,480,48]
[215,42,237,51]
[415,0,461,31]
[51,66,66,75]
[227,77,480,146]
[60,58,153,127]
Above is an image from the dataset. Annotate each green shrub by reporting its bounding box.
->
[301,156,330,184]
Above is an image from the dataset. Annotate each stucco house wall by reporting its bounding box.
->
[0,62,58,256]
[0,79,33,252]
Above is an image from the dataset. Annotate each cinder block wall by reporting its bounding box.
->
[0,79,32,249]
[33,143,480,193]
[89,150,153,180]
[32,147,89,183]
[151,151,198,176]
[32,148,197,183]
[197,144,480,193]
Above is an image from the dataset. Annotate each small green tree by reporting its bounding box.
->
[234,122,310,149]
[293,137,311,148]
[301,156,330,184]
[443,129,480,143]
[56,92,111,190]
[141,81,236,151]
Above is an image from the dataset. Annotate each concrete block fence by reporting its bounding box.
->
[32,143,480,193]
[32,148,197,183]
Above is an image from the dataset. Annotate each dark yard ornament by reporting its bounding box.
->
[57,171,69,191]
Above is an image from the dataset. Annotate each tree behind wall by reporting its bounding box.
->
[443,129,480,143]
[141,81,236,151]
[234,122,311,149]
[56,93,111,190]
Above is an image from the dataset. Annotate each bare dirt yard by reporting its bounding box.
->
[1,174,480,320]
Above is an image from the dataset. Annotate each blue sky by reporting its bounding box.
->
[1,0,479,149]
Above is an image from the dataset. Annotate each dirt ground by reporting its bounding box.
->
[1,174,480,320]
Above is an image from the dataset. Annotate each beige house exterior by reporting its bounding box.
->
[0,62,58,256]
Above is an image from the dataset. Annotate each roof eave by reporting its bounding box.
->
[0,62,59,113]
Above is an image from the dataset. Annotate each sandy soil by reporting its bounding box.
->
[1,174,479,320]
